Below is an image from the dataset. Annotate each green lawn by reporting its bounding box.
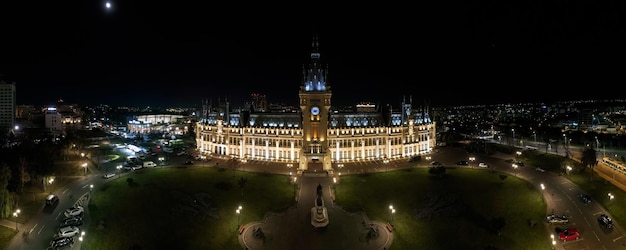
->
[82,167,295,250]
[0,227,17,250]
[84,165,550,250]
[335,168,551,250]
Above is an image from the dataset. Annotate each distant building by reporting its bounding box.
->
[0,80,16,131]
[45,107,64,137]
[196,36,436,172]
[250,93,268,112]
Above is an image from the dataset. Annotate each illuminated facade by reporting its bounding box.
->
[195,37,436,172]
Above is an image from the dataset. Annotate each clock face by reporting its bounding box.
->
[311,106,320,115]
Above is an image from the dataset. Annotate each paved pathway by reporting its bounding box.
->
[237,175,392,250]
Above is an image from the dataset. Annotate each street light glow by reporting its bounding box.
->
[236,205,243,228]
[13,209,20,231]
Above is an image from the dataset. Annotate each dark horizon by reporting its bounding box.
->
[2,1,625,108]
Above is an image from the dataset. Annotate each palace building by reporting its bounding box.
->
[195,37,436,172]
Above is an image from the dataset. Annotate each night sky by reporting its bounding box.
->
[1,1,625,108]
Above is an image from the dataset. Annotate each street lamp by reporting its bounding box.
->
[512,164,518,176]
[541,183,545,190]
[13,209,20,231]
[82,162,88,175]
[90,184,94,193]
[469,157,475,167]
[383,158,389,172]
[389,205,395,225]
[511,128,515,146]
[608,193,615,200]
[158,156,165,166]
[236,205,242,228]
[293,176,298,197]
[566,166,572,175]
[48,177,55,194]
[79,231,85,242]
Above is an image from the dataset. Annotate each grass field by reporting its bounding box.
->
[335,167,550,250]
[80,165,550,250]
[82,167,295,250]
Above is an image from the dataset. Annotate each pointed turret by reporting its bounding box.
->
[302,34,328,92]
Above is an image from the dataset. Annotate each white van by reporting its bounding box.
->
[143,161,157,167]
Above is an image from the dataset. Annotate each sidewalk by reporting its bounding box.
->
[0,219,23,232]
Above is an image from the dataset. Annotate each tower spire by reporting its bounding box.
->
[311,33,320,59]
[302,34,327,92]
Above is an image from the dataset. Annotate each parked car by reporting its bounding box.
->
[598,214,613,229]
[60,216,83,227]
[184,160,194,165]
[456,161,469,166]
[535,167,546,172]
[579,194,592,204]
[546,214,569,224]
[46,194,60,206]
[57,226,80,238]
[559,228,580,242]
[103,172,116,179]
[478,162,489,168]
[64,206,84,218]
[50,236,74,249]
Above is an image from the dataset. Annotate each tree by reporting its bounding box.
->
[428,166,446,177]
[18,157,31,194]
[498,174,508,182]
[0,164,14,218]
[238,177,247,198]
[581,147,598,181]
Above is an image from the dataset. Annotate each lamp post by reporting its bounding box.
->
[13,209,20,231]
[48,177,54,195]
[469,157,475,167]
[389,205,395,226]
[82,162,88,175]
[293,177,298,197]
[236,206,242,228]
[79,231,85,242]
[512,164,518,176]
[383,158,389,172]
[117,165,122,178]
[511,129,515,146]
[90,184,94,194]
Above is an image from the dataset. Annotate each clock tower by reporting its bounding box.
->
[299,35,332,172]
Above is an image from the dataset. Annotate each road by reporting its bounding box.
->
[431,144,626,250]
